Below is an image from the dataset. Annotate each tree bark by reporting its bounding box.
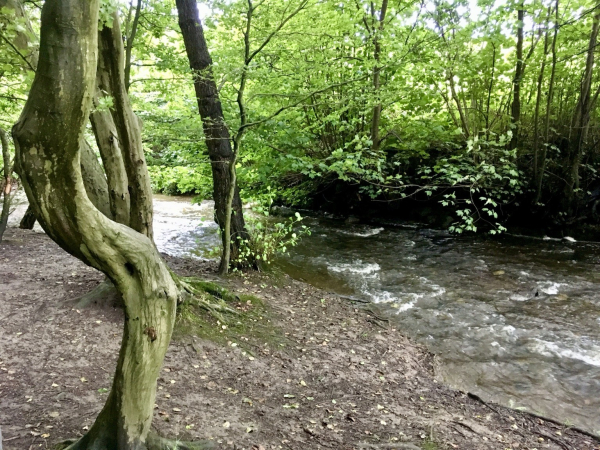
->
[80,139,113,220]
[176,0,250,268]
[16,141,112,229]
[13,1,178,448]
[564,6,600,213]
[509,6,524,150]
[370,0,389,152]
[0,127,11,242]
[19,204,36,229]
[90,43,131,226]
[96,16,154,239]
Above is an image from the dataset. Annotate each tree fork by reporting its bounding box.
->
[13,1,182,447]
[97,14,154,239]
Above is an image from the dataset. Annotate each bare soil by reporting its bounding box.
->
[0,227,598,450]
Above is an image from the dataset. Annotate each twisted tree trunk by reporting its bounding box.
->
[13,1,179,447]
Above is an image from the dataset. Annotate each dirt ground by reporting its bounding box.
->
[0,227,598,450]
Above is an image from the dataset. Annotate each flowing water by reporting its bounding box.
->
[11,194,600,432]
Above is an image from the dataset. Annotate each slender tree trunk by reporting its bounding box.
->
[564,6,600,213]
[0,127,11,242]
[485,43,497,139]
[533,14,551,185]
[535,0,559,204]
[510,5,524,150]
[449,73,469,137]
[124,0,143,92]
[13,1,182,448]
[370,0,389,152]
[176,0,250,269]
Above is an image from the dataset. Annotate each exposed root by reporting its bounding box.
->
[69,278,123,309]
[52,440,76,450]
[52,435,216,450]
[176,277,239,323]
[146,432,216,450]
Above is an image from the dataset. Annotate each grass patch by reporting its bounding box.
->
[174,278,286,353]
[422,440,438,450]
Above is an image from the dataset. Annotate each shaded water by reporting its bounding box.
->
[276,219,600,433]
[150,197,600,432]
[12,194,600,432]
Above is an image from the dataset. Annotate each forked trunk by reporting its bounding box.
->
[96,16,154,239]
[13,1,178,448]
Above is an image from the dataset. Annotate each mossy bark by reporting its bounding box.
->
[13,1,178,448]
[96,15,154,239]
[90,68,131,226]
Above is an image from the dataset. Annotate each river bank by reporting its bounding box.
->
[0,227,598,450]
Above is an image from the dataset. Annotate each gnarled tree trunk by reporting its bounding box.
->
[13,1,178,447]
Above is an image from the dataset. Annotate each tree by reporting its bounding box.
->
[176,0,252,272]
[564,4,600,214]
[12,2,198,447]
[0,126,12,242]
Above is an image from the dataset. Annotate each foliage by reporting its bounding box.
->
[2,0,600,232]
[234,188,311,267]
[236,210,311,267]
[148,164,212,196]
[420,132,524,233]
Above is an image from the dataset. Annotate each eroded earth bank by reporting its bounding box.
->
[0,228,598,450]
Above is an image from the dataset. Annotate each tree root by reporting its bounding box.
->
[53,434,216,450]
[177,277,239,323]
[69,278,123,309]
[146,433,216,450]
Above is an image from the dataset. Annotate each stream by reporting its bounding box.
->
[151,195,600,433]
[11,194,600,433]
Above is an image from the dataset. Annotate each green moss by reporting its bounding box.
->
[422,438,438,450]
[173,279,286,353]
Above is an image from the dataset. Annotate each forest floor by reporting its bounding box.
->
[0,227,599,450]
